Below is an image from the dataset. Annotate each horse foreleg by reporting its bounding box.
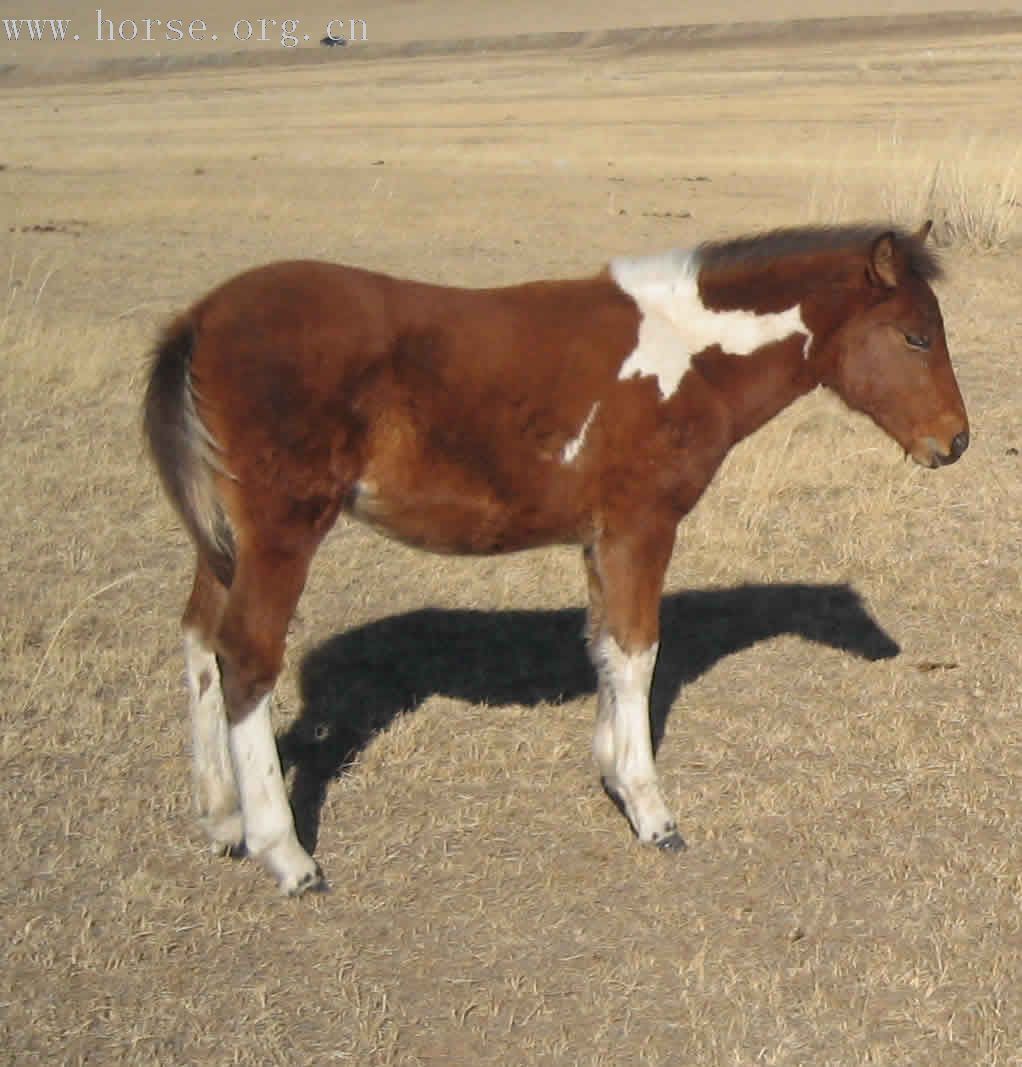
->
[584,527,685,851]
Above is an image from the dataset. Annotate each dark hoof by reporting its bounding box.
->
[288,865,329,898]
[211,838,247,859]
[655,831,687,852]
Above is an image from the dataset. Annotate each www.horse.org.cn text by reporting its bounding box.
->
[1,13,368,47]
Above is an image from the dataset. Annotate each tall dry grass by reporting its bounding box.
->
[883,133,1019,249]
[1,251,57,351]
[1,252,137,395]
[809,130,1019,249]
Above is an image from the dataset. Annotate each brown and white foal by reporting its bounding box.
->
[145,223,968,894]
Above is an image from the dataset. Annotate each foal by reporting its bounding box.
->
[145,222,968,894]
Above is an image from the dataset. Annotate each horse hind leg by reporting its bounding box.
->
[182,558,243,856]
[214,541,324,895]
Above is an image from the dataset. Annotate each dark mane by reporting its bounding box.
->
[697,224,943,282]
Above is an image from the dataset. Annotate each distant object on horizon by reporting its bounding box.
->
[320,34,347,47]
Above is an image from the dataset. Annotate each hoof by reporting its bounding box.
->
[654,830,687,852]
[213,840,248,860]
[286,864,328,898]
[201,812,245,858]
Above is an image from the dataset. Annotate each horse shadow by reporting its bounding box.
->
[278,582,899,851]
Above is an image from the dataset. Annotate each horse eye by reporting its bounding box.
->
[904,332,930,351]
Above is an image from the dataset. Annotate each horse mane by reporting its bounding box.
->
[696,224,943,283]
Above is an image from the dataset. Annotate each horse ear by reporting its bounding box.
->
[914,219,934,243]
[867,232,899,288]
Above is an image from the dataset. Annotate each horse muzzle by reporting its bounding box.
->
[912,430,970,468]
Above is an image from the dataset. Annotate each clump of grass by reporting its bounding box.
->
[809,131,1019,251]
[0,252,57,352]
[884,136,1019,250]
[1,253,141,397]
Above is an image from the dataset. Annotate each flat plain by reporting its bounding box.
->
[2,4,1022,1064]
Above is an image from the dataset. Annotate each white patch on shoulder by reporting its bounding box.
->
[610,248,811,398]
[561,402,599,464]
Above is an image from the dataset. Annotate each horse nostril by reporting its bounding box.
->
[950,430,970,460]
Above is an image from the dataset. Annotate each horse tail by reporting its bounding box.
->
[143,316,236,586]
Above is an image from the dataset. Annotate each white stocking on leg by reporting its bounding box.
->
[591,635,684,849]
[184,630,243,854]
[228,693,325,895]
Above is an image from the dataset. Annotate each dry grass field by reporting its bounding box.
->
[3,4,1022,1064]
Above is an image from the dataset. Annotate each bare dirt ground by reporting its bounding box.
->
[2,5,1022,1064]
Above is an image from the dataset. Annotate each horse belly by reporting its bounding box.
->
[347,464,577,556]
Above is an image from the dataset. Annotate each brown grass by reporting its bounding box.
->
[810,132,1020,250]
[880,132,1019,250]
[3,13,1022,1066]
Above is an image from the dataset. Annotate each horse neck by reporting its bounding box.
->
[689,261,828,443]
[692,332,817,444]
